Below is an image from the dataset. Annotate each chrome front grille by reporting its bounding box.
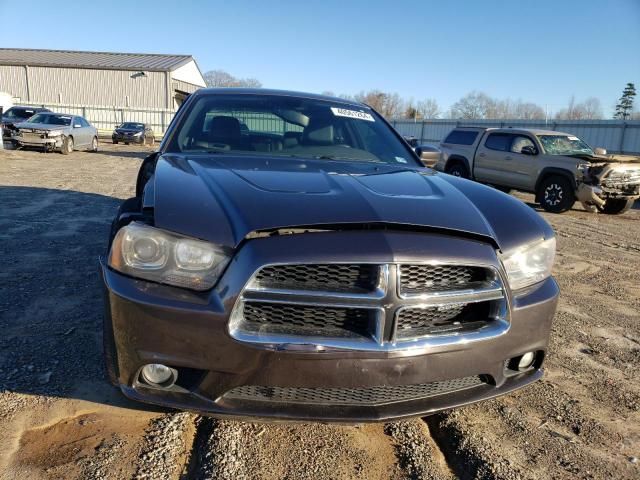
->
[223,376,486,405]
[229,262,508,352]
[254,264,378,293]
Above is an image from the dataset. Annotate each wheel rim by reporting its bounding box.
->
[450,166,463,177]
[68,138,73,151]
[92,138,97,150]
[544,184,563,206]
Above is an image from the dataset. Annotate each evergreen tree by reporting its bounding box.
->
[614,83,636,119]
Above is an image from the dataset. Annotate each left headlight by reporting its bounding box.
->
[108,222,231,291]
[47,130,63,137]
[499,237,556,291]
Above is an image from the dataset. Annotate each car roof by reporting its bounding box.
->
[490,127,573,136]
[192,88,367,108]
[10,106,48,111]
[452,126,574,136]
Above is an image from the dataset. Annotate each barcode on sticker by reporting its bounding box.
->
[330,107,375,122]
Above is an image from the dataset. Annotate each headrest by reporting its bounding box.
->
[209,116,241,141]
[303,118,334,145]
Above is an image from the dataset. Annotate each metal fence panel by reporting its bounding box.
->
[391,119,640,155]
[22,101,175,136]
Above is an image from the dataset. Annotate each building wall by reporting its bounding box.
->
[0,65,168,108]
[0,65,28,100]
[172,61,206,87]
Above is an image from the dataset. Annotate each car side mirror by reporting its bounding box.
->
[521,145,537,155]
[594,147,607,155]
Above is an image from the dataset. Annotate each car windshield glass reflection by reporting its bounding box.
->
[28,114,72,126]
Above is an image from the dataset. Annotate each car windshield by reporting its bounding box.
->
[28,113,72,126]
[166,94,417,165]
[537,135,594,156]
[121,122,144,129]
[5,108,37,120]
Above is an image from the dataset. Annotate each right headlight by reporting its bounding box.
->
[499,237,556,291]
[108,222,231,291]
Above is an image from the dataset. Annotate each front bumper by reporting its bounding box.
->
[113,133,144,143]
[15,135,63,149]
[101,231,559,422]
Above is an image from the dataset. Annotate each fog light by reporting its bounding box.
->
[517,352,536,371]
[141,364,173,385]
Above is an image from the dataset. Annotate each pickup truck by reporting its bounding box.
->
[102,88,558,422]
[435,127,640,214]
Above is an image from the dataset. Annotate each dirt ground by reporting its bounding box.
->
[0,143,638,480]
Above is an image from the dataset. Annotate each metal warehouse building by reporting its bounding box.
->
[0,48,206,133]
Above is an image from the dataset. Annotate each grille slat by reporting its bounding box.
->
[253,264,378,293]
[242,302,372,338]
[399,264,487,295]
[224,376,485,405]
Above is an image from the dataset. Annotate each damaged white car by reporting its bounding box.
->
[13,112,98,154]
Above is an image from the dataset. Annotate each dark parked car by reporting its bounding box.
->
[2,106,50,140]
[112,122,155,145]
[102,88,558,422]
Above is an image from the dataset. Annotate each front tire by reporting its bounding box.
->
[113,139,118,144]
[445,161,470,179]
[61,136,74,155]
[538,176,575,213]
[91,136,98,152]
[596,198,634,215]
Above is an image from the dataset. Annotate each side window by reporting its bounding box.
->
[444,130,479,145]
[510,135,535,154]
[484,133,511,152]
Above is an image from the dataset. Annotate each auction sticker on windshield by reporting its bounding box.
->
[330,107,375,122]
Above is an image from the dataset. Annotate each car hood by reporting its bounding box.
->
[16,122,67,131]
[152,154,553,252]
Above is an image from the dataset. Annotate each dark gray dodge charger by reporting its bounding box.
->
[101,88,558,422]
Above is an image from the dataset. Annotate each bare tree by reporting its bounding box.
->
[555,96,603,120]
[354,90,404,118]
[416,99,440,119]
[203,69,262,88]
[581,97,603,119]
[513,101,546,120]
[450,91,493,119]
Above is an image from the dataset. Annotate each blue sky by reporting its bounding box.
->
[2,0,639,116]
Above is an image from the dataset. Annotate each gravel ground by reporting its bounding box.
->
[0,144,638,479]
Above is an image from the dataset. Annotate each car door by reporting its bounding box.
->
[506,135,539,190]
[71,116,88,146]
[473,132,513,185]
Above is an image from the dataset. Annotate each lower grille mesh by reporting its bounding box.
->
[223,376,485,405]
[242,302,372,338]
